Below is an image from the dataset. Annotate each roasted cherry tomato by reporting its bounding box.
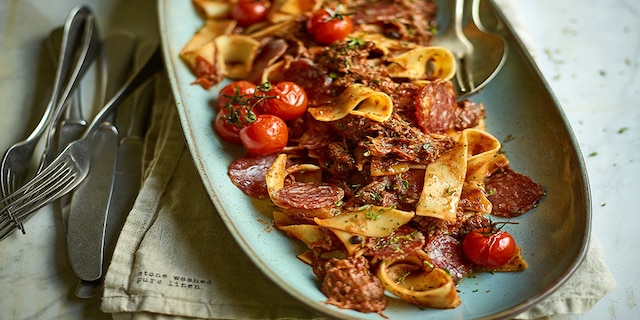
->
[255,82,308,121]
[216,80,257,110]
[462,226,516,268]
[306,7,354,45]
[230,0,270,27]
[213,104,257,144]
[239,114,288,155]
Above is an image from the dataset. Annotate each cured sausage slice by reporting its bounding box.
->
[228,153,277,198]
[425,234,473,281]
[415,80,457,133]
[485,167,545,217]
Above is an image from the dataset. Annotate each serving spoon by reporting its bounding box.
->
[433,0,508,98]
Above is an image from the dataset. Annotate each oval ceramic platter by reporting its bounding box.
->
[158,0,591,318]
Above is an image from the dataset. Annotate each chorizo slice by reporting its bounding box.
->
[228,153,278,198]
[485,167,545,217]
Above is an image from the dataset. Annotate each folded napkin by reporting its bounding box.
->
[102,2,615,317]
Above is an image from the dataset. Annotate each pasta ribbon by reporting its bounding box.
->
[416,142,466,222]
[350,31,417,56]
[330,229,366,256]
[314,205,414,237]
[267,0,321,23]
[179,19,236,72]
[249,18,299,39]
[307,84,394,122]
[377,251,461,309]
[266,153,288,199]
[214,34,261,79]
[277,224,329,249]
[387,46,456,80]
[192,0,231,19]
[416,128,502,221]
[460,128,502,213]
[489,246,528,272]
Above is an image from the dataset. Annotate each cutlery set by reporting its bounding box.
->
[0,5,163,295]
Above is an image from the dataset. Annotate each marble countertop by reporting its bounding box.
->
[0,0,638,319]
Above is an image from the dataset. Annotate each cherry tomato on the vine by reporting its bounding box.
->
[239,114,288,155]
[306,7,354,45]
[216,80,257,110]
[213,104,257,144]
[462,226,516,268]
[230,0,270,27]
[255,81,308,121]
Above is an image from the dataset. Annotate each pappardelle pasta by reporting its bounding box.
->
[181,0,545,315]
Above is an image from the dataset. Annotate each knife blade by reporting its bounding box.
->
[66,31,137,282]
[102,42,158,270]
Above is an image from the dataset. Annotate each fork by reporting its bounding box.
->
[431,0,474,94]
[0,159,81,240]
[0,45,164,241]
[0,6,99,204]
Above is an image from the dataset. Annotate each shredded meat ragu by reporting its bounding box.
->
[321,256,388,314]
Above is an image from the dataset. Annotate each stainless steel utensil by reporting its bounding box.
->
[48,27,88,157]
[432,0,507,98]
[47,26,89,228]
[462,0,508,96]
[0,46,164,241]
[66,31,138,283]
[432,0,474,94]
[103,41,157,274]
[0,6,100,232]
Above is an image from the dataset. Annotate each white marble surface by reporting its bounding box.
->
[0,0,638,319]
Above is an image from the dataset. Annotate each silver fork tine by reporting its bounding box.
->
[0,160,79,238]
[455,55,474,94]
[0,163,68,235]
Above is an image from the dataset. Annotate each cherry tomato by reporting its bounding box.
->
[306,7,354,45]
[239,114,288,155]
[216,80,257,110]
[255,82,308,121]
[230,0,270,27]
[213,104,257,144]
[462,227,516,268]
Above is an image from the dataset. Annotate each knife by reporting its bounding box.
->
[102,42,158,271]
[66,31,137,283]
[47,26,88,227]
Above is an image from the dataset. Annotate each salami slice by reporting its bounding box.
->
[485,167,545,217]
[228,153,278,198]
[425,234,473,281]
[415,80,457,133]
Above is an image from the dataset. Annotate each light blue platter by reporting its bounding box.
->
[158,0,590,318]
